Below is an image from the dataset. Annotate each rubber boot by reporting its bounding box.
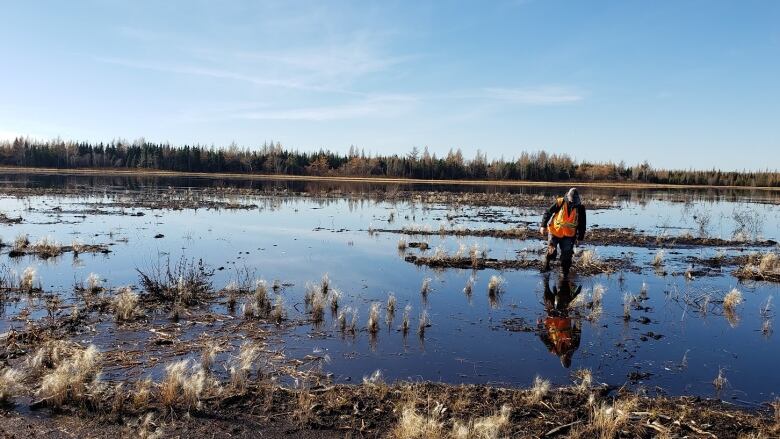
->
[542,255,551,272]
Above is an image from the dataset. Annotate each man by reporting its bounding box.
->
[539,188,586,278]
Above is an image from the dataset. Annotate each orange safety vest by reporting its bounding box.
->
[548,197,578,238]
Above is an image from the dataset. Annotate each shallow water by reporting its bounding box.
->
[1,173,778,404]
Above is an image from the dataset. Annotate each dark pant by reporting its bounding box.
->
[547,234,575,276]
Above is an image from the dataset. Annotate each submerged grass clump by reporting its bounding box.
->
[113,287,140,322]
[19,266,38,291]
[367,302,381,334]
[652,249,665,268]
[420,277,432,296]
[137,256,212,305]
[735,251,780,282]
[418,310,430,336]
[487,275,504,296]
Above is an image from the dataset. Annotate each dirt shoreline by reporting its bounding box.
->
[0,382,775,438]
[3,165,780,191]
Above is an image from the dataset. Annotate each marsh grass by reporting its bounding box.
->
[487,275,504,308]
[420,277,432,297]
[735,251,780,282]
[230,342,259,392]
[723,288,743,327]
[652,249,665,268]
[113,287,140,322]
[31,236,63,258]
[367,302,381,334]
[573,369,593,393]
[402,304,411,334]
[19,266,38,292]
[584,397,638,439]
[392,402,446,439]
[86,272,102,292]
[418,310,430,337]
[137,256,213,305]
[0,368,22,402]
[451,405,511,439]
[36,344,102,407]
[713,368,728,391]
[160,360,208,410]
[463,276,474,298]
[386,293,396,324]
[13,233,29,252]
[132,377,152,410]
[527,376,550,404]
[271,295,284,324]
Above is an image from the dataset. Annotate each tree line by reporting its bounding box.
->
[1,137,778,187]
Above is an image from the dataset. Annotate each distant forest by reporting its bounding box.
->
[1,137,778,187]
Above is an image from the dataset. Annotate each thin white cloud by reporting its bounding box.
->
[231,96,416,121]
[481,86,584,104]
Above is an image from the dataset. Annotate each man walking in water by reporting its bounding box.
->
[540,188,586,278]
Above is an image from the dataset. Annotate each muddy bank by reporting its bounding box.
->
[0,381,774,438]
[403,254,638,275]
[382,226,777,248]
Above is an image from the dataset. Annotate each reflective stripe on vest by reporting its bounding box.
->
[550,198,578,238]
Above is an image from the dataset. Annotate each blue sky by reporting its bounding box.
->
[1,1,778,170]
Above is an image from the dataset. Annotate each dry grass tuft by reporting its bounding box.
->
[0,368,22,402]
[19,266,37,291]
[487,275,504,296]
[713,368,728,391]
[451,404,511,439]
[402,304,411,334]
[418,310,430,336]
[589,397,638,439]
[230,342,259,392]
[271,295,284,324]
[31,236,63,257]
[421,277,432,296]
[36,344,102,407]
[86,272,102,292]
[367,302,381,334]
[398,238,408,250]
[573,368,593,393]
[386,293,397,324]
[113,287,140,322]
[527,376,550,404]
[723,288,743,327]
[13,233,29,251]
[652,249,665,268]
[330,289,341,313]
[160,360,207,410]
[391,402,446,439]
[132,377,152,410]
[463,276,474,297]
[253,279,271,315]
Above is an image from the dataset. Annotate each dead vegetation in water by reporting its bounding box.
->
[380,225,777,249]
[4,234,111,259]
[136,256,213,305]
[734,251,780,282]
[404,252,636,275]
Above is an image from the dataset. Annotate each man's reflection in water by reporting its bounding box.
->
[538,275,583,368]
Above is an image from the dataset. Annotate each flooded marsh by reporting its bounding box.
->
[0,172,778,436]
